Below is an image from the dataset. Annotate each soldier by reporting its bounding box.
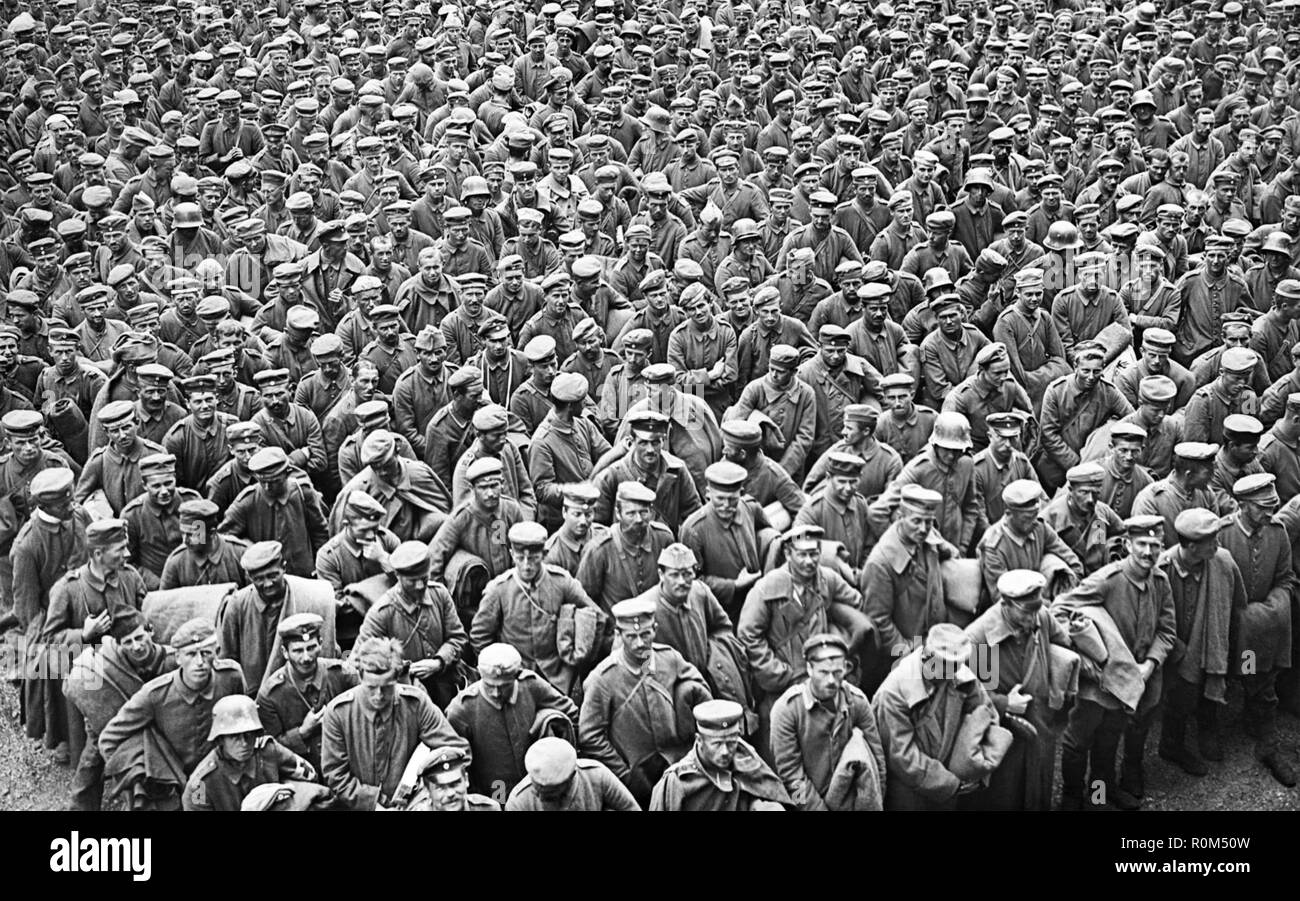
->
[795,452,879,576]
[319,635,469,811]
[1152,509,1244,779]
[1260,393,1300,503]
[797,324,881,463]
[1132,442,1222,547]
[942,342,1035,453]
[256,613,359,774]
[205,421,264,512]
[99,619,247,810]
[874,372,938,463]
[770,633,885,811]
[75,400,166,515]
[1098,422,1155,520]
[1215,474,1298,786]
[1210,415,1267,512]
[677,461,767,617]
[596,326,652,437]
[471,521,602,700]
[12,467,90,758]
[730,343,818,480]
[358,304,418,395]
[1037,342,1134,491]
[428,456,530,615]
[1056,515,1178,811]
[543,483,609,573]
[615,362,722,494]
[1042,462,1126,575]
[393,326,454,460]
[450,404,536,514]
[445,642,580,799]
[1184,346,1262,445]
[66,610,175,811]
[992,267,1070,410]
[119,452,201,589]
[971,410,1038,525]
[919,293,992,408]
[219,446,330,578]
[977,479,1084,603]
[336,400,421,489]
[314,491,400,598]
[1173,236,1254,365]
[579,477,676,612]
[509,334,560,437]
[963,570,1079,810]
[592,409,701,535]
[424,365,488,488]
[804,403,902,502]
[872,624,1000,810]
[1115,328,1196,412]
[874,412,985,553]
[529,372,611,530]
[666,282,739,420]
[248,365,321,461]
[293,334,351,425]
[1116,375,1183,480]
[181,696,315,812]
[505,736,641,811]
[650,699,792,810]
[0,410,75,605]
[405,746,502,812]
[578,597,713,807]
[163,374,237,492]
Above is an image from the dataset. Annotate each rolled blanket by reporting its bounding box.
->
[825,727,884,812]
[141,583,238,645]
[947,704,1014,782]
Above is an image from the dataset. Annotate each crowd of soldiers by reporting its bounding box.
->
[3,0,1300,813]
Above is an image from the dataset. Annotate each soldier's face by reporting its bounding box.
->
[105,419,139,451]
[806,651,847,701]
[1126,534,1163,572]
[473,475,503,510]
[559,500,593,540]
[144,473,176,508]
[219,732,257,763]
[618,620,655,664]
[118,624,156,664]
[429,772,470,810]
[696,731,738,771]
[177,637,217,685]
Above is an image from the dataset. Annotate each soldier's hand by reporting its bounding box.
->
[1006,683,1032,716]
[329,288,344,306]
[1139,659,1156,682]
[736,568,760,589]
[409,658,440,679]
[81,610,111,642]
[362,541,388,563]
[300,707,323,735]
[956,779,982,796]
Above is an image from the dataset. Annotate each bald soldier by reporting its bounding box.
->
[770,633,886,811]
[505,736,641,811]
[579,598,714,807]
[650,699,793,810]
[471,522,603,700]
[446,642,580,798]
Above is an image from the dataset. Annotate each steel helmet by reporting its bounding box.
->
[207,695,263,741]
[730,217,760,241]
[460,175,490,199]
[1043,220,1081,252]
[930,411,973,451]
[922,267,954,293]
[172,202,204,229]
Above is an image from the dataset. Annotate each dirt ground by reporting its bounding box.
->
[2,661,1299,811]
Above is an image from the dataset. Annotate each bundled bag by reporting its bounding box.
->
[941,557,983,615]
[557,604,607,668]
[1062,610,1109,664]
[825,727,884,812]
[947,704,1014,782]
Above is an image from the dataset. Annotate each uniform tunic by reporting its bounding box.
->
[505,758,641,810]
[256,659,359,773]
[163,413,237,491]
[1183,381,1261,446]
[121,488,203,586]
[252,405,328,475]
[99,661,248,776]
[737,565,862,698]
[730,376,819,477]
[529,411,611,529]
[219,481,330,578]
[181,738,312,811]
[446,670,580,795]
[357,584,466,707]
[320,682,469,810]
[592,453,701,536]
[393,364,453,459]
[976,518,1084,602]
[75,437,167,515]
[1041,493,1124,575]
[872,649,996,811]
[876,447,985,551]
[770,679,884,810]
